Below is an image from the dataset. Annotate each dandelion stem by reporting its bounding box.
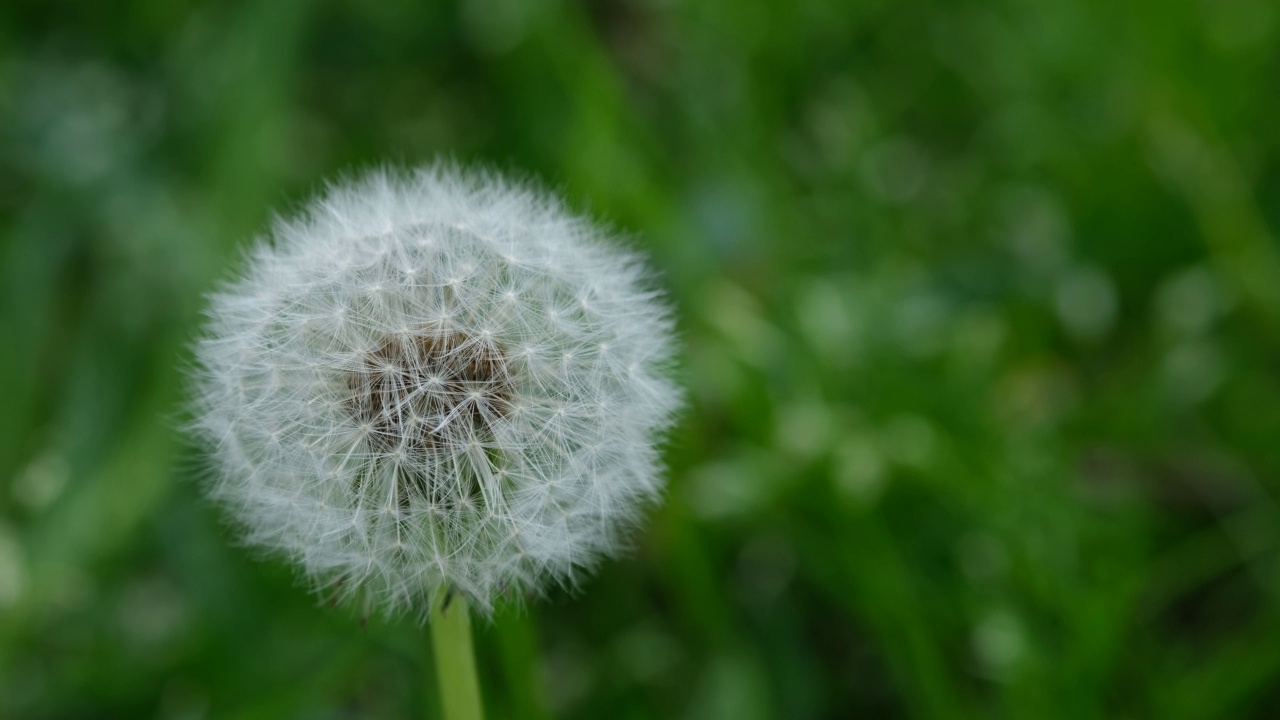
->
[431,591,485,720]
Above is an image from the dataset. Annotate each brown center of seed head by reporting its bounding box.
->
[347,329,513,455]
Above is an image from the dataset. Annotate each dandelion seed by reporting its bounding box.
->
[189,164,681,619]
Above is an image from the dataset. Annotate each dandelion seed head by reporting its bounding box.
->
[189,165,681,618]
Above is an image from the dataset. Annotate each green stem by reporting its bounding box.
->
[431,592,485,720]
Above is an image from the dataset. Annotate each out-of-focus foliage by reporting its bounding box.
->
[2,1,1279,718]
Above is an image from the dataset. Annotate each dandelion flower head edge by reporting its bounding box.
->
[189,164,682,618]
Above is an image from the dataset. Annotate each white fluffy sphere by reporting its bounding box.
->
[190,165,681,617]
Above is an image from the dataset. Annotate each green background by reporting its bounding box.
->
[3,1,1280,717]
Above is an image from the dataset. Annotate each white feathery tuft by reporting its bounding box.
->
[189,164,682,619]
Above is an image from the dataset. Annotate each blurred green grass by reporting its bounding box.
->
[2,0,1280,718]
